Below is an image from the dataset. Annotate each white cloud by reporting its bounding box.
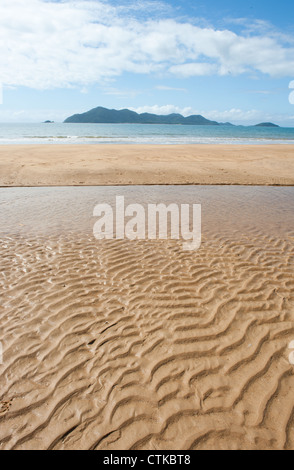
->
[0,0,294,90]
[201,108,294,125]
[130,105,292,125]
[226,17,294,46]
[202,108,261,122]
[130,105,193,116]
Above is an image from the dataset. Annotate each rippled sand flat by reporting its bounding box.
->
[0,186,294,450]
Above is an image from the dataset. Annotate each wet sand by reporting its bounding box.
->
[1,144,294,186]
[0,186,294,450]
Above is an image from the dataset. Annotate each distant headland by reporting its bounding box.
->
[63,106,280,127]
[64,106,220,125]
[254,122,280,128]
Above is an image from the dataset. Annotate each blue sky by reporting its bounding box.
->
[0,0,294,125]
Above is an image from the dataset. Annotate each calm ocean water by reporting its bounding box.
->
[0,122,294,145]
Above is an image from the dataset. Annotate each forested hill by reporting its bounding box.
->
[64,106,221,125]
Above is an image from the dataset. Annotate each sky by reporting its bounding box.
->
[0,0,294,125]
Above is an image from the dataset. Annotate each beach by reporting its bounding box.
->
[0,185,294,450]
[1,144,294,186]
[1,0,294,454]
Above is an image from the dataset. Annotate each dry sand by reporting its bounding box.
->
[0,186,294,450]
[0,144,294,186]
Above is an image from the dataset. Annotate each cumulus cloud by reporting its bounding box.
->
[0,0,294,89]
[198,108,294,125]
[128,105,292,125]
[202,108,261,122]
[130,105,193,116]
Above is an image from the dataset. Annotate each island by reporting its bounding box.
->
[254,122,279,128]
[43,120,54,123]
[64,106,222,125]
[64,106,281,127]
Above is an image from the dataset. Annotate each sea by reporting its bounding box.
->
[0,122,294,145]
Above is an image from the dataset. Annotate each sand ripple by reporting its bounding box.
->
[1,227,294,450]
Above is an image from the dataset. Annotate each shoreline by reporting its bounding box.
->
[0,144,294,186]
[1,183,294,188]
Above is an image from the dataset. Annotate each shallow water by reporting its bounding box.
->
[0,185,293,239]
[0,123,294,144]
